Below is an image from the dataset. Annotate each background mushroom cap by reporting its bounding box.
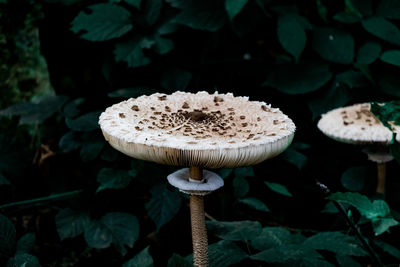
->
[99,91,295,168]
[317,103,400,145]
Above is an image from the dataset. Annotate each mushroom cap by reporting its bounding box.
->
[99,91,295,168]
[317,103,400,145]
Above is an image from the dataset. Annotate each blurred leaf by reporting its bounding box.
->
[153,35,174,54]
[125,0,142,8]
[232,175,249,198]
[380,50,400,66]
[71,3,133,41]
[277,14,309,62]
[377,0,400,20]
[336,255,361,267]
[312,27,354,64]
[345,0,372,17]
[206,220,262,241]
[79,138,105,162]
[219,168,233,180]
[316,0,328,22]
[238,197,270,212]
[362,17,400,46]
[234,166,254,178]
[374,239,400,259]
[372,218,399,236]
[335,70,369,88]
[356,42,381,65]
[166,0,226,32]
[114,36,153,68]
[66,111,101,132]
[281,147,307,170]
[100,145,119,162]
[208,240,248,267]
[341,166,368,192]
[370,101,400,129]
[97,168,133,193]
[333,12,361,24]
[16,233,35,254]
[6,253,40,267]
[144,0,162,25]
[264,181,292,197]
[56,209,90,240]
[145,183,182,230]
[321,202,339,213]
[123,246,153,267]
[225,0,248,21]
[263,61,332,94]
[0,173,10,186]
[0,214,16,260]
[108,87,157,98]
[0,96,68,125]
[251,244,323,264]
[251,227,292,251]
[167,253,191,267]
[63,98,85,118]
[160,68,192,91]
[59,131,81,153]
[85,212,139,255]
[303,232,366,256]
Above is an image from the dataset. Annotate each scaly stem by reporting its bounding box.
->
[189,166,208,267]
[376,162,386,194]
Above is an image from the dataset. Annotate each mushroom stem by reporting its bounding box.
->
[376,162,386,194]
[189,166,208,267]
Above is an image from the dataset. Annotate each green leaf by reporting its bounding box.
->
[167,0,226,32]
[144,0,162,25]
[377,0,400,20]
[380,50,400,66]
[108,87,157,98]
[71,3,133,41]
[6,253,40,267]
[341,166,368,192]
[0,214,16,260]
[79,134,105,162]
[321,202,339,213]
[85,212,139,255]
[333,12,361,24]
[336,255,361,267]
[114,37,154,68]
[281,147,307,170]
[361,17,400,46]
[356,42,381,65]
[277,15,308,62]
[206,220,262,241]
[372,218,399,236]
[218,168,233,180]
[56,208,90,240]
[167,253,191,267]
[225,0,248,21]
[251,227,292,251]
[312,27,354,64]
[125,0,142,9]
[374,239,400,259]
[63,98,85,118]
[232,175,249,198]
[145,183,182,230]
[316,0,328,22]
[264,181,292,197]
[234,166,254,178]
[208,240,248,267]
[345,0,372,17]
[251,244,322,264]
[238,197,270,212]
[263,61,332,94]
[303,232,366,256]
[16,233,35,254]
[59,131,81,153]
[123,246,153,267]
[160,68,192,91]
[66,111,101,132]
[97,168,133,193]
[153,35,174,54]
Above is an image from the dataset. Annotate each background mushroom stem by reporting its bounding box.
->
[376,162,386,194]
[189,166,209,267]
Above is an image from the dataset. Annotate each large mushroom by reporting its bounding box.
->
[99,91,295,266]
[318,103,400,194]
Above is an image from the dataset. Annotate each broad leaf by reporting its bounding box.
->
[372,218,399,236]
[356,42,381,65]
[251,227,292,251]
[377,0,400,20]
[238,197,270,212]
[208,240,248,267]
[16,233,35,254]
[167,253,191,267]
[114,36,153,68]
[144,0,162,25]
[218,168,233,180]
[71,3,133,41]
[145,183,182,230]
[312,27,354,64]
[232,175,249,198]
[56,208,90,240]
[380,50,400,66]
[281,147,307,170]
[264,181,292,197]
[97,168,133,193]
[374,239,400,259]
[251,244,323,264]
[59,131,81,153]
[361,17,400,46]
[6,253,40,267]
[341,166,368,192]
[0,214,16,260]
[336,255,361,267]
[65,111,101,132]
[80,138,105,162]
[225,0,248,21]
[263,61,332,94]
[63,98,85,118]
[123,246,153,267]
[206,220,262,241]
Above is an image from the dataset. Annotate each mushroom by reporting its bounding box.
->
[317,103,400,194]
[99,91,295,266]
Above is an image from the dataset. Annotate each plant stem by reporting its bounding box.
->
[376,162,386,194]
[189,166,208,267]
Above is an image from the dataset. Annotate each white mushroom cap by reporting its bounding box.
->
[317,103,400,145]
[99,91,295,168]
[167,168,224,195]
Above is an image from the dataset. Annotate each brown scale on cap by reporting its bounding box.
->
[214,96,224,103]
[158,95,167,101]
[261,105,270,112]
[131,105,139,111]
[240,116,245,120]
[119,113,126,118]
[182,102,190,109]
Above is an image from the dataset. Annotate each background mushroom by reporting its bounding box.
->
[99,91,295,266]
[318,103,400,194]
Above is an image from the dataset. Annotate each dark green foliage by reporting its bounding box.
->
[123,246,153,267]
